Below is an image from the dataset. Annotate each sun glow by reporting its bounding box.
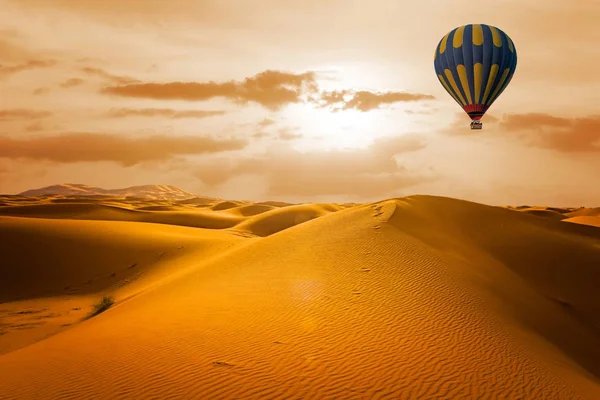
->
[283,103,393,150]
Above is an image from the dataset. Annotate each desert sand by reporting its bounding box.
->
[1,193,600,399]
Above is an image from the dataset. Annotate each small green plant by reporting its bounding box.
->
[90,295,115,317]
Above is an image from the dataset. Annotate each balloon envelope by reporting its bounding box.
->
[434,24,517,121]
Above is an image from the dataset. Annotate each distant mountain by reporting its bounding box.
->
[19,184,196,200]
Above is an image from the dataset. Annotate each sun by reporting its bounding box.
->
[282,103,390,150]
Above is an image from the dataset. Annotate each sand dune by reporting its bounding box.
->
[211,200,245,211]
[0,202,243,229]
[0,215,250,356]
[0,198,341,236]
[511,205,600,228]
[1,195,600,399]
[565,216,600,228]
[234,203,342,237]
[224,203,277,216]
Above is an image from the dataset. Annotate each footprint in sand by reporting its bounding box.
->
[212,361,235,367]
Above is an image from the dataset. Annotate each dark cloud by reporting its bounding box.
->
[443,111,600,153]
[32,87,51,95]
[102,69,434,112]
[106,108,227,119]
[500,113,600,152]
[0,59,56,77]
[0,109,52,120]
[25,121,45,132]
[318,90,436,112]
[81,67,140,85]
[102,70,318,111]
[0,133,248,166]
[59,78,85,88]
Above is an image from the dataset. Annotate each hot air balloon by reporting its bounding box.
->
[434,24,517,130]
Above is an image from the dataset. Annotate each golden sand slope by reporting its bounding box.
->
[1,195,600,399]
[0,216,250,355]
[563,208,600,228]
[510,205,600,228]
[0,197,339,236]
[565,216,600,227]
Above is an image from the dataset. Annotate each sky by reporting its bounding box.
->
[1,0,599,206]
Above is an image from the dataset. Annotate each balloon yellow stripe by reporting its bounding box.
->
[444,69,466,105]
[437,74,462,105]
[472,24,483,45]
[489,73,514,106]
[487,68,511,105]
[473,63,482,103]
[489,26,502,47]
[481,64,499,104]
[453,26,465,48]
[507,37,514,52]
[457,65,472,104]
[440,32,450,54]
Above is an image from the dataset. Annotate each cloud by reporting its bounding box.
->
[405,108,438,115]
[102,69,433,112]
[258,118,276,127]
[318,90,435,112]
[369,134,427,154]
[251,119,302,141]
[107,108,227,119]
[0,133,248,166]
[32,87,50,95]
[193,134,430,198]
[443,111,600,153]
[0,59,56,77]
[277,127,302,141]
[500,113,571,130]
[81,67,140,85]
[102,70,318,111]
[0,109,52,120]
[0,30,36,62]
[59,78,85,88]
[252,131,271,139]
[499,113,600,152]
[25,121,45,132]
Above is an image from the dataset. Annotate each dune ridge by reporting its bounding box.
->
[0,194,599,399]
[0,198,341,236]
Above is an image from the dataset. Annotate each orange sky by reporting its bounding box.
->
[1,0,599,205]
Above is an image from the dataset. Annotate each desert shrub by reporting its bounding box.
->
[90,295,115,317]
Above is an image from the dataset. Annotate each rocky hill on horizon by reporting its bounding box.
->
[18,184,197,201]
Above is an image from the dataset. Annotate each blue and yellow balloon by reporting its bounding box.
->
[434,24,517,129]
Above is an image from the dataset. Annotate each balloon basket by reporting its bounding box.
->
[470,121,483,130]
